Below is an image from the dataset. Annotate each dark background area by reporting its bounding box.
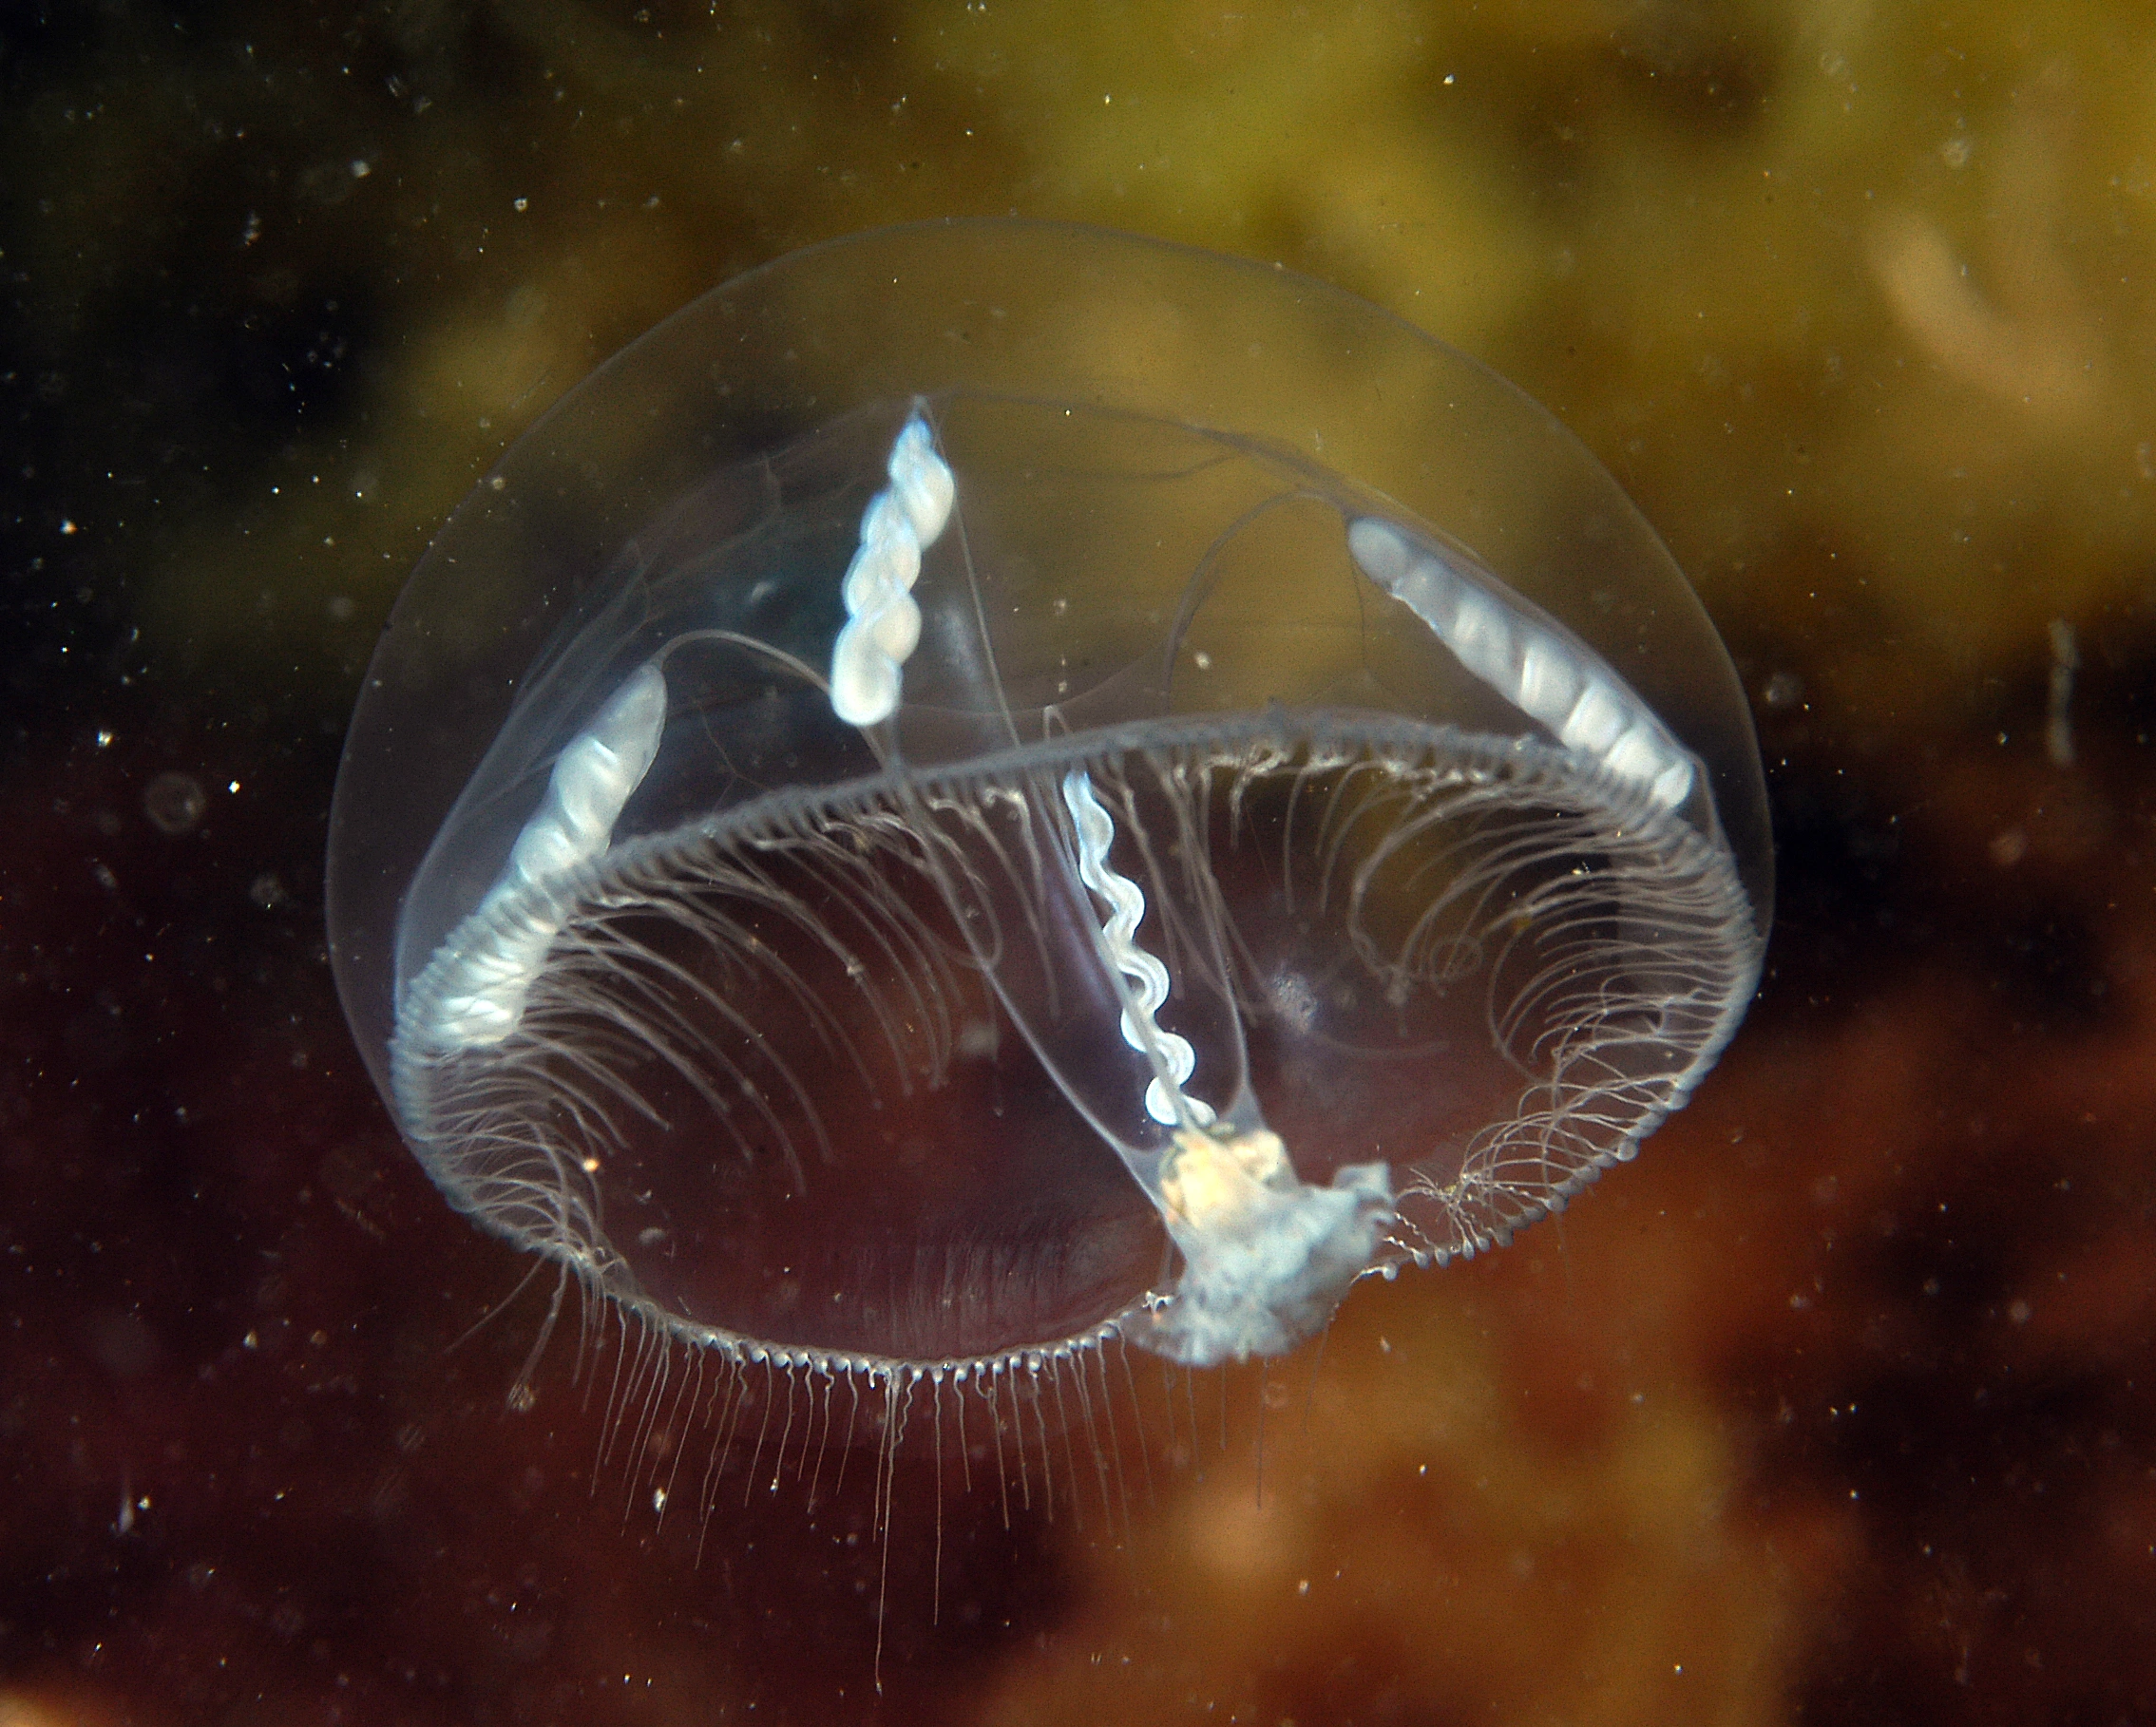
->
[5,3,2153,1722]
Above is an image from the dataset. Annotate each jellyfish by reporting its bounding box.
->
[326,221,1769,1456]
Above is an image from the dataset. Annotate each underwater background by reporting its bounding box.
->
[4,3,2151,1722]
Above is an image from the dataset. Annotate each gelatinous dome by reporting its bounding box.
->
[326,220,1770,1384]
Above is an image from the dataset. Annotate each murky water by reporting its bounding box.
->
[5,7,2152,1724]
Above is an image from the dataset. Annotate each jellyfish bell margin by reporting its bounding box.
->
[326,218,1770,1420]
